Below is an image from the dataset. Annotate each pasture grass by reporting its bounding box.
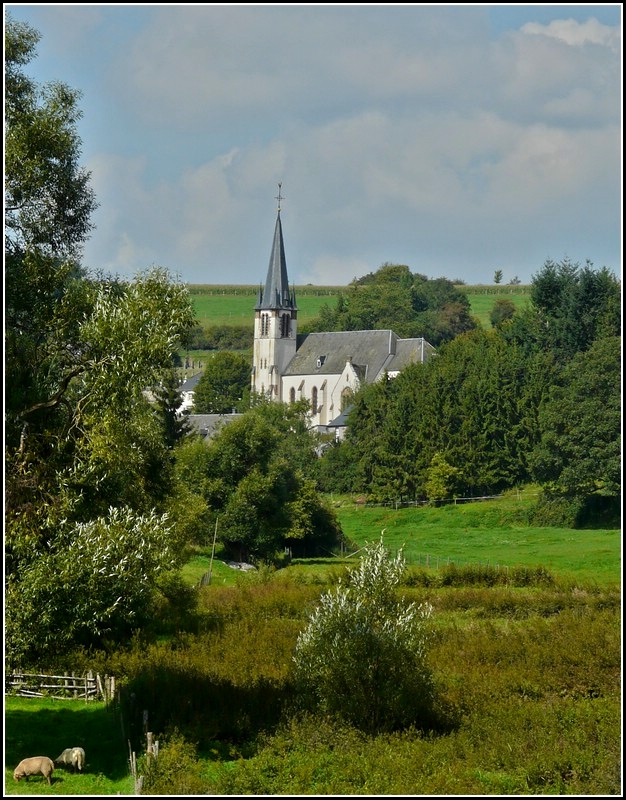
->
[4,563,620,795]
[332,493,620,585]
[188,286,340,328]
[5,489,619,795]
[462,289,530,327]
[4,696,132,795]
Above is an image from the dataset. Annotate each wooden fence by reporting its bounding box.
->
[5,670,116,703]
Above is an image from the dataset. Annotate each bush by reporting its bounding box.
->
[293,534,436,733]
[138,729,208,794]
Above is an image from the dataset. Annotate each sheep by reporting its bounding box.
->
[55,746,85,773]
[13,756,55,785]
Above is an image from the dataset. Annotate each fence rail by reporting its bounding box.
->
[5,670,116,703]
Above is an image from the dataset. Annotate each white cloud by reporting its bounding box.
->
[61,6,620,285]
[521,17,621,51]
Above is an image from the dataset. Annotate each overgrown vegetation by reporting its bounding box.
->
[5,552,620,795]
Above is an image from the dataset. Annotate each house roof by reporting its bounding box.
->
[187,413,243,439]
[180,372,203,392]
[283,329,430,381]
[255,211,297,311]
[327,405,354,428]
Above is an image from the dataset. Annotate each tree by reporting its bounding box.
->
[192,351,251,413]
[489,298,516,328]
[528,336,621,505]
[5,14,97,261]
[493,269,503,285]
[5,508,183,667]
[501,258,620,363]
[424,453,463,504]
[152,368,193,448]
[293,535,435,733]
[5,17,197,664]
[306,263,477,345]
[176,401,342,561]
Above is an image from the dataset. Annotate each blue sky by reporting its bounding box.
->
[5,4,622,286]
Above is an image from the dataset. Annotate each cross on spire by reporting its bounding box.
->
[275,182,284,212]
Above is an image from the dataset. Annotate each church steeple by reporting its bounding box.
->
[255,183,296,311]
[251,184,298,401]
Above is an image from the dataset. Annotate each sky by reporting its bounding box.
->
[5,4,623,287]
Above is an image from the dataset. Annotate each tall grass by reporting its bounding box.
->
[6,561,617,795]
[5,494,620,796]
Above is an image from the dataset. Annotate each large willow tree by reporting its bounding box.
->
[5,15,196,666]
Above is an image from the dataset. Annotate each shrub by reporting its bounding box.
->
[138,729,208,794]
[293,534,436,733]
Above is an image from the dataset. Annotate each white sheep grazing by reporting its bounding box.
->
[13,756,55,785]
[55,746,85,773]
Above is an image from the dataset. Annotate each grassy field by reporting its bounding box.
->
[181,491,620,588]
[331,492,620,585]
[4,696,133,795]
[185,284,532,331]
[5,493,619,795]
[187,285,340,329]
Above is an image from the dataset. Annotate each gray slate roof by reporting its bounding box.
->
[255,211,297,311]
[180,372,203,392]
[187,413,243,439]
[283,330,428,380]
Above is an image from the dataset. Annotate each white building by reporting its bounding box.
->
[251,194,436,432]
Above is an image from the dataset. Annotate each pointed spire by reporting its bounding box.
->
[256,184,296,311]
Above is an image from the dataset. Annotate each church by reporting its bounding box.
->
[251,190,436,433]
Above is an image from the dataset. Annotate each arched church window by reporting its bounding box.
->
[311,386,318,413]
[261,314,269,336]
[289,387,296,404]
[341,388,352,411]
[280,314,290,338]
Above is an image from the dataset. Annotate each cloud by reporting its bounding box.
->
[521,17,621,50]
[61,6,620,285]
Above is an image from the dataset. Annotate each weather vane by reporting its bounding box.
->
[275,182,284,212]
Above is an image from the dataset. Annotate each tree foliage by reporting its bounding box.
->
[323,258,620,516]
[5,14,97,260]
[4,16,197,665]
[293,535,435,733]
[175,401,342,560]
[503,258,620,360]
[192,351,251,414]
[528,336,621,500]
[307,263,477,345]
[5,508,182,667]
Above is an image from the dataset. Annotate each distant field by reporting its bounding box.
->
[189,288,338,328]
[179,492,620,588]
[332,493,620,585]
[185,284,531,331]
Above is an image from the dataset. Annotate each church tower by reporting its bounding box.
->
[251,185,298,401]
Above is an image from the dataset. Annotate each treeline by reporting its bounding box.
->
[317,259,620,527]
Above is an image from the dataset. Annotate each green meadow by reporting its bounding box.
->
[184,283,532,331]
[4,696,133,795]
[331,492,620,585]
[186,284,341,329]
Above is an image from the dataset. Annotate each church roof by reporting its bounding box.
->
[283,330,431,380]
[255,211,297,311]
